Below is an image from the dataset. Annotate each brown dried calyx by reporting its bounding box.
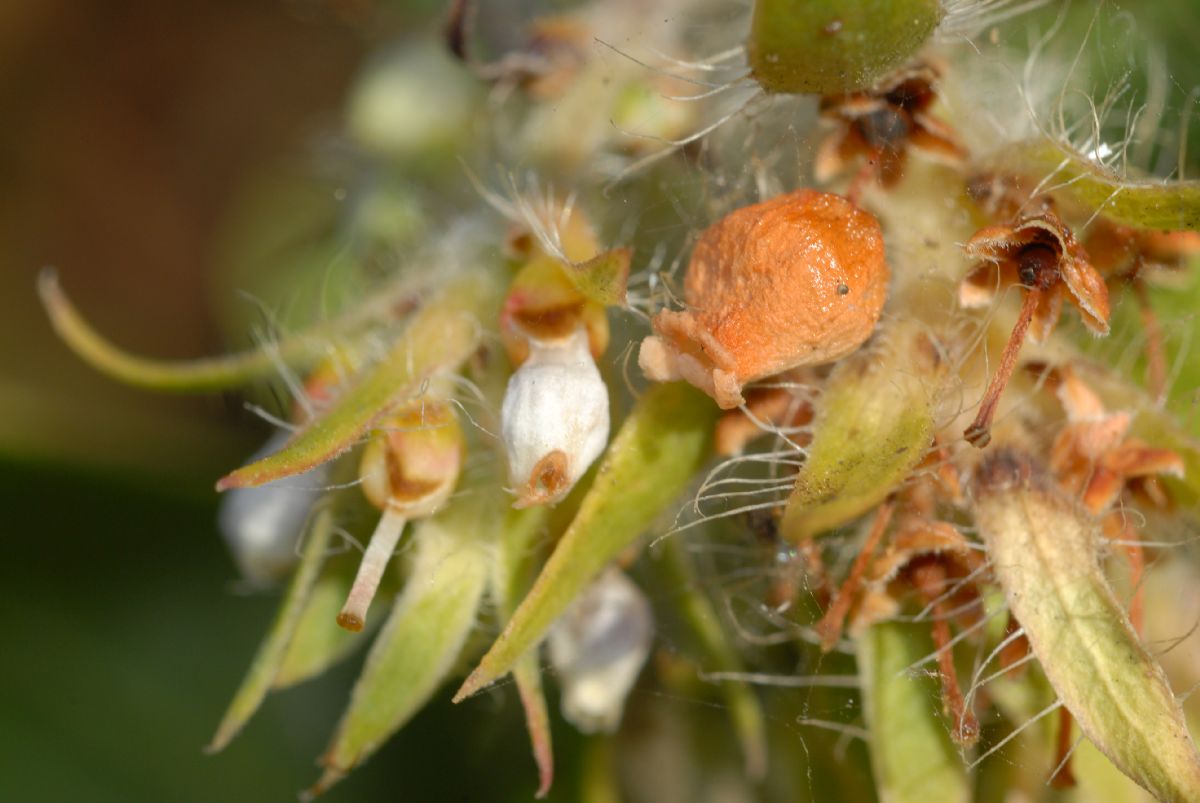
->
[816,59,965,195]
[639,190,890,409]
[959,209,1110,447]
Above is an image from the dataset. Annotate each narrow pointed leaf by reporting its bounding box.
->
[782,328,935,540]
[311,502,493,796]
[218,275,497,490]
[1005,139,1200,231]
[207,504,337,752]
[859,621,971,803]
[973,450,1200,801]
[512,654,554,798]
[565,248,631,307]
[658,536,768,780]
[455,382,720,701]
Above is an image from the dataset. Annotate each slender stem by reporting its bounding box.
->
[338,507,407,632]
[1131,276,1168,402]
[845,147,882,207]
[38,268,422,393]
[998,613,1029,678]
[965,287,1042,448]
[815,499,895,652]
[913,561,979,746]
[1049,707,1078,788]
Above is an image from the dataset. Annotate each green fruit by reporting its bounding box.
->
[748,0,942,94]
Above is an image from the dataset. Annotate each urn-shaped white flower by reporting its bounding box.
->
[217,429,329,587]
[501,327,610,507]
[548,567,654,734]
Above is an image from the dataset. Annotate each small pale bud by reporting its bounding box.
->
[217,429,329,587]
[501,328,610,508]
[547,568,654,734]
[357,401,465,519]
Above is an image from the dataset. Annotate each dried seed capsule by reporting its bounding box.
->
[547,567,654,734]
[501,327,610,508]
[639,190,889,409]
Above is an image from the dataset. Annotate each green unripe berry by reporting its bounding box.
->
[748,0,942,94]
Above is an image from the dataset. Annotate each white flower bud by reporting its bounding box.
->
[501,327,610,508]
[217,429,329,587]
[548,567,654,734]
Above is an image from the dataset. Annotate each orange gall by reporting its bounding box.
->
[639,190,889,408]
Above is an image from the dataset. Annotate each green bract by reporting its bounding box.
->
[974,450,1200,802]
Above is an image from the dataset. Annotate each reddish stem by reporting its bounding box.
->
[1050,706,1078,788]
[814,500,895,651]
[913,561,979,746]
[845,148,883,206]
[998,613,1030,678]
[965,286,1043,448]
[1131,276,1168,402]
[1108,513,1147,633]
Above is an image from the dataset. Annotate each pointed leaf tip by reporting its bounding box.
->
[218,277,495,490]
[316,502,493,791]
[207,505,338,753]
[782,324,937,540]
[567,247,632,307]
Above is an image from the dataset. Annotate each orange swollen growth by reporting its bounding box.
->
[640,190,889,409]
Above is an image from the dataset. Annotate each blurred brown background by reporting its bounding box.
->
[0,4,553,803]
[0,0,366,477]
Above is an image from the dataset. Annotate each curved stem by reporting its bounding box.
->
[39,268,419,392]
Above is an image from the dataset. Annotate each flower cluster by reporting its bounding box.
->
[40,1,1200,801]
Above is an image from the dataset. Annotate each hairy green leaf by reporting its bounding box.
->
[564,248,631,307]
[860,621,971,803]
[274,552,382,689]
[207,504,337,753]
[1006,140,1200,231]
[782,327,936,540]
[748,0,941,94]
[973,449,1200,801]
